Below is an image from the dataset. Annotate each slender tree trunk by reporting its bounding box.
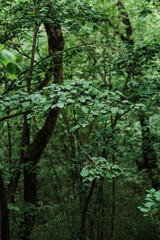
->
[139,115,159,189]
[0,171,10,240]
[19,11,64,239]
[117,1,134,45]
[96,178,104,240]
[110,155,116,240]
[89,181,102,240]
[20,2,39,238]
[80,180,96,240]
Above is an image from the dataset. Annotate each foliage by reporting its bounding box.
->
[138,189,160,239]
[0,0,160,239]
[80,157,122,182]
[0,45,22,77]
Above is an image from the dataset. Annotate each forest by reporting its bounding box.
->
[0,0,160,239]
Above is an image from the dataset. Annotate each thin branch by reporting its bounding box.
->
[123,65,136,92]
[0,111,29,123]
[5,43,96,93]
[72,133,96,164]
[27,3,40,93]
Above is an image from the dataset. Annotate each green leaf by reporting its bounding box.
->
[22,102,30,108]
[27,114,32,119]
[138,207,148,213]
[8,203,20,212]
[43,104,51,111]
[82,106,89,113]
[0,50,15,65]
[143,214,149,217]
[79,98,86,103]
[6,62,22,75]
[67,99,75,104]
[145,202,154,208]
[111,107,119,114]
[155,192,160,201]
[65,84,72,90]
[88,176,95,182]
[57,102,64,108]
[31,93,41,102]
[71,89,77,94]
[80,168,89,177]
[7,73,17,80]
[69,124,81,132]
[0,44,4,51]
[0,61,3,67]
[81,121,88,127]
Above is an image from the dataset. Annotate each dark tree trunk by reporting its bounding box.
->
[0,171,10,240]
[20,16,64,240]
[139,115,159,190]
[80,180,96,240]
[117,1,134,45]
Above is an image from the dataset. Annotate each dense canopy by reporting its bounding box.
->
[0,0,160,239]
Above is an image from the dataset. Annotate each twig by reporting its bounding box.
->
[5,43,96,93]
[0,111,29,123]
[72,133,96,164]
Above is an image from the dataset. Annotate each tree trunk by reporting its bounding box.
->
[139,115,159,189]
[20,17,64,240]
[0,171,10,240]
[80,180,96,240]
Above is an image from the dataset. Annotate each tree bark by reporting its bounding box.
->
[139,115,159,189]
[0,171,10,240]
[80,180,96,240]
[20,16,64,240]
[117,1,134,45]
